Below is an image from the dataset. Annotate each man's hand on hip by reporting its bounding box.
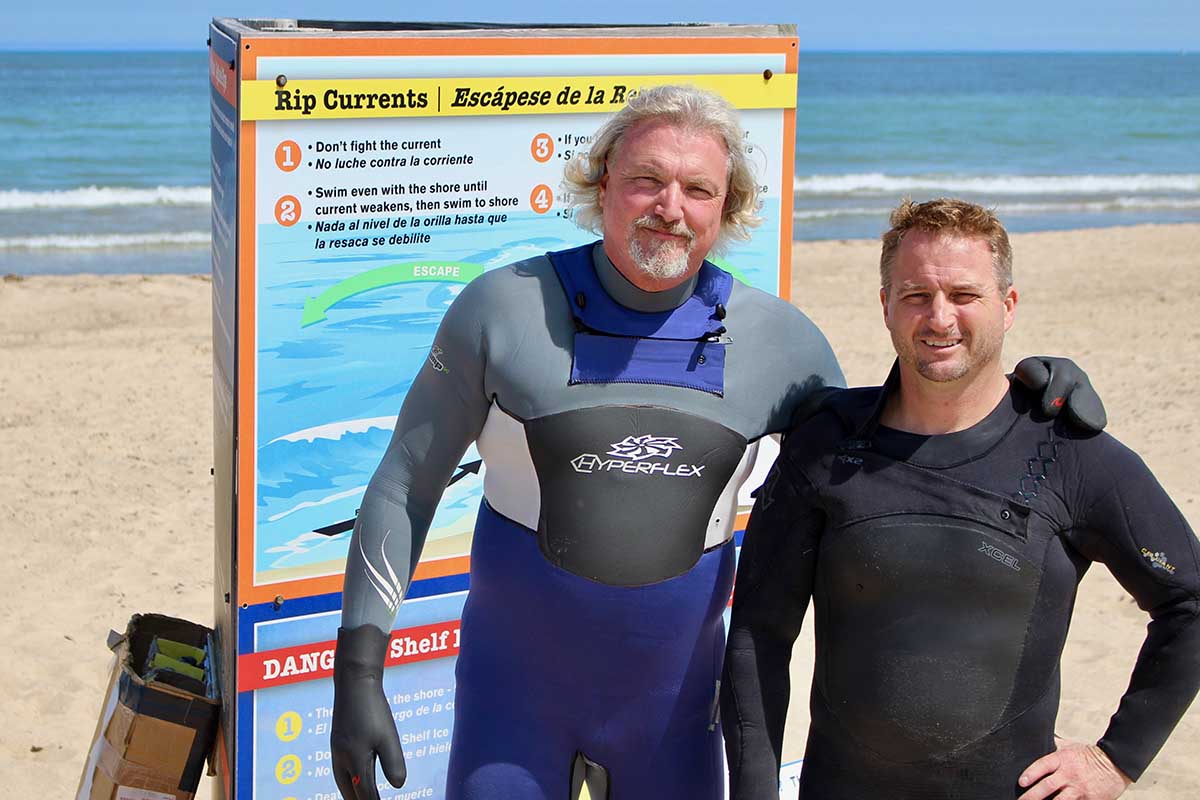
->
[1017,739,1132,800]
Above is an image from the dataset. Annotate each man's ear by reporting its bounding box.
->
[880,287,889,326]
[1003,286,1018,332]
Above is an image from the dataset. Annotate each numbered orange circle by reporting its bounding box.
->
[274,140,302,172]
[530,133,554,163]
[274,195,301,226]
[529,184,553,214]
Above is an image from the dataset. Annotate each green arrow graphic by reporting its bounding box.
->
[706,256,751,286]
[301,261,484,328]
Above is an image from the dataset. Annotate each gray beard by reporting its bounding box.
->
[628,227,693,281]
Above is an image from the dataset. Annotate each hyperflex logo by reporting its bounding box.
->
[571,434,705,477]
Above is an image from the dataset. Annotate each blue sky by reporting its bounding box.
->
[4,1,1198,51]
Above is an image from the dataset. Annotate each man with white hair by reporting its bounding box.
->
[330,88,1100,800]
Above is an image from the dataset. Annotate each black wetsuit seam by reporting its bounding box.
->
[998,531,1056,722]
[886,458,1028,505]
[1014,426,1060,503]
[1072,436,1125,528]
[815,668,1065,767]
[978,668,1063,748]
[811,682,907,766]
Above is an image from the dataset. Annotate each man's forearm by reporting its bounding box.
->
[722,627,794,798]
[1096,600,1200,780]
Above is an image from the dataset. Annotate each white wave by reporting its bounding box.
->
[794,206,891,220]
[267,485,368,523]
[0,231,210,250]
[267,416,397,445]
[999,196,1200,213]
[265,531,336,556]
[793,196,1200,223]
[794,173,1200,196]
[0,185,211,211]
[485,244,548,268]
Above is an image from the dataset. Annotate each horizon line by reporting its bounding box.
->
[0,45,1195,55]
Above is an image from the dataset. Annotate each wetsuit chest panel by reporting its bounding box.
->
[524,405,746,586]
[814,454,1042,762]
[547,244,733,396]
[571,334,726,396]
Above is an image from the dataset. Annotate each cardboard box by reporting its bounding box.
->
[77,614,220,800]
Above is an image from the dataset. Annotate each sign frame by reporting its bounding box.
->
[209,18,798,799]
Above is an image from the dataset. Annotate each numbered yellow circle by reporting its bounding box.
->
[275,754,302,785]
[275,711,302,742]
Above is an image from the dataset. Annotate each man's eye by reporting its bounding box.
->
[632,176,661,189]
[687,185,715,199]
[953,293,980,303]
[903,293,928,303]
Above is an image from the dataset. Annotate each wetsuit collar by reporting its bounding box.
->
[593,243,699,312]
[858,360,1026,468]
[546,242,732,395]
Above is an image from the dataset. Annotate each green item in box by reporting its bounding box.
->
[152,638,207,668]
[147,652,205,683]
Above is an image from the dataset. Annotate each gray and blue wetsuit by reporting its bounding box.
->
[341,242,844,799]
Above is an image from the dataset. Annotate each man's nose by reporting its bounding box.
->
[654,182,684,223]
[927,295,955,330]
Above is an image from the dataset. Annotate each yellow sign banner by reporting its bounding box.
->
[242,73,797,121]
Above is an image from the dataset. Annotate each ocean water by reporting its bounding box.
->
[0,50,1197,275]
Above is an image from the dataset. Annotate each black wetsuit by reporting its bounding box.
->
[722,364,1200,799]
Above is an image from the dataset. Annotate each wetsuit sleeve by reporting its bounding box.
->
[341,278,493,632]
[727,285,846,438]
[775,307,846,436]
[1063,439,1200,781]
[722,453,824,799]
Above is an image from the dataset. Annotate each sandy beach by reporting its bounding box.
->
[2,223,1197,798]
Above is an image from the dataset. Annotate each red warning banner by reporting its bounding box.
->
[237,619,461,692]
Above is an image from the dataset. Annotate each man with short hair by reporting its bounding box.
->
[331,90,1099,800]
[722,198,1200,800]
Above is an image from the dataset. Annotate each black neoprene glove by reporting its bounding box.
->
[331,625,407,800]
[1013,355,1108,432]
